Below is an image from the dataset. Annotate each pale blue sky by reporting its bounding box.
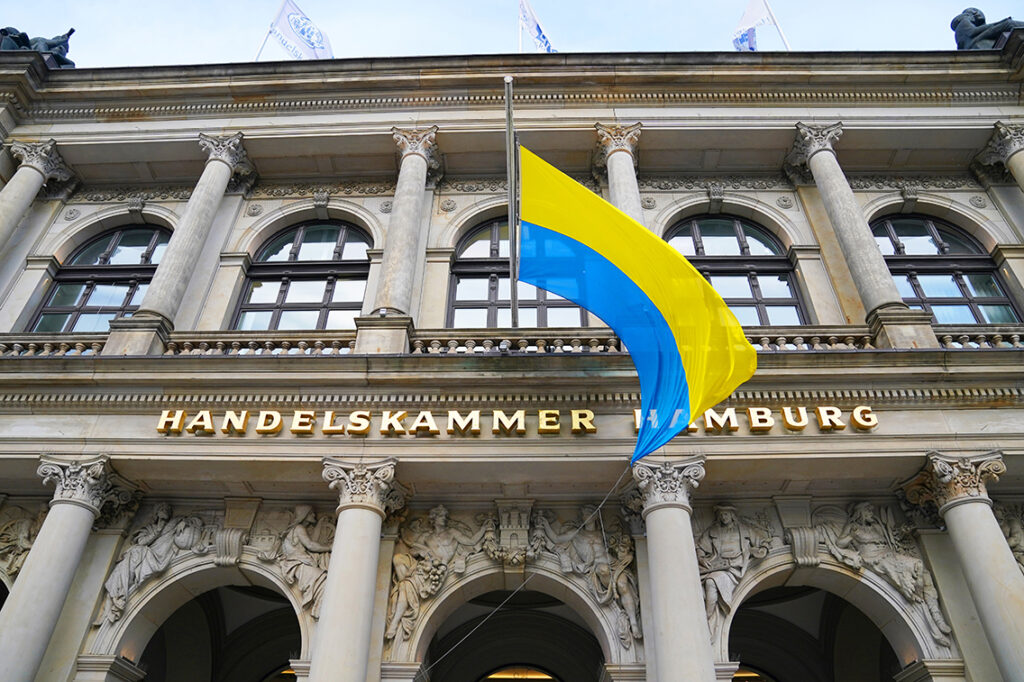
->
[4,1,1023,68]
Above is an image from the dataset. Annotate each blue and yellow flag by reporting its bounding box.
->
[518,147,757,463]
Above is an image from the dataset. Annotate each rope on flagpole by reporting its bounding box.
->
[505,76,520,329]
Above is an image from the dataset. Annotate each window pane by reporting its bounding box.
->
[72,313,116,332]
[150,232,170,264]
[34,313,70,333]
[285,280,327,303]
[728,306,760,326]
[456,278,490,301]
[931,305,975,324]
[873,234,895,255]
[248,280,282,304]
[107,229,154,265]
[497,223,510,258]
[518,282,538,300]
[277,310,320,329]
[710,275,752,298]
[325,309,358,329]
[937,227,978,255]
[460,230,492,258]
[49,283,85,307]
[453,308,488,327]
[497,278,510,300]
[980,305,1019,324]
[964,273,1003,298]
[297,225,340,260]
[341,238,369,261]
[697,219,741,255]
[547,307,582,327]
[668,234,696,257]
[894,275,916,299]
[496,307,510,327]
[891,219,940,255]
[542,289,566,302]
[259,231,296,262]
[756,275,792,299]
[500,307,536,327]
[766,306,800,325]
[743,225,782,255]
[86,284,129,307]
[130,283,149,306]
[917,274,962,298]
[237,311,272,330]
[70,235,114,265]
[332,279,366,303]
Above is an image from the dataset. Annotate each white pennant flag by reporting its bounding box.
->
[520,0,557,53]
[269,0,334,60]
[733,0,773,51]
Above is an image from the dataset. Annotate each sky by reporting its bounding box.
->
[4,1,1023,69]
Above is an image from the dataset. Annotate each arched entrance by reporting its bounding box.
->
[424,590,605,682]
[137,584,301,682]
[728,586,901,682]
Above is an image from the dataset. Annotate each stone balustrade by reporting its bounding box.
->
[747,327,875,352]
[935,325,1024,349]
[409,328,622,354]
[0,334,105,357]
[164,331,356,356]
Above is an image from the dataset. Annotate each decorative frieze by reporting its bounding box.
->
[256,505,333,618]
[902,450,1006,513]
[72,186,193,202]
[638,175,789,191]
[846,175,982,191]
[250,180,396,199]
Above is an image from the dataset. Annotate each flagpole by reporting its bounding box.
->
[762,0,791,51]
[504,76,519,328]
[255,28,272,61]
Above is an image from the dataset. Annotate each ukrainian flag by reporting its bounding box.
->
[519,147,757,463]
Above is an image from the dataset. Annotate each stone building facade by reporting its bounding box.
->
[0,34,1023,682]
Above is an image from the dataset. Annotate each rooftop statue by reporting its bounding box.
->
[951,8,1024,50]
[0,27,75,67]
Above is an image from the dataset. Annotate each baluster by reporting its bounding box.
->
[958,334,971,349]
[861,335,875,350]
[810,336,824,351]
[73,343,86,355]
[587,338,600,353]
[775,336,787,351]
[429,340,442,354]
[940,334,954,349]
[843,336,857,349]
[39,343,54,357]
[57,343,70,356]
[12,343,24,356]
[313,341,325,356]
[465,339,477,353]
[517,339,530,353]
[570,338,582,353]
[229,341,242,355]
[482,339,495,352]
[827,336,840,350]
[198,342,210,355]
[90,342,103,355]
[535,339,547,354]
[411,340,424,354]
[974,334,988,349]
[1011,334,1022,348]
[214,341,226,355]
[552,338,565,353]
[606,337,619,353]
[446,340,459,354]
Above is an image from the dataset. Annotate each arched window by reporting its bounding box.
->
[30,225,170,333]
[448,217,586,328]
[233,221,371,331]
[665,215,804,326]
[870,215,1020,324]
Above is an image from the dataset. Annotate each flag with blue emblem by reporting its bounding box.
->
[519,0,557,53]
[733,0,773,52]
[269,0,333,60]
[518,148,757,464]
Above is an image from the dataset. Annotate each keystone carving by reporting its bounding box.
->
[10,139,74,183]
[198,132,254,176]
[37,455,135,518]
[594,122,642,170]
[321,458,406,516]
[975,122,1024,167]
[902,451,1005,514]
[631,459,706,514]
[0,504,47,579]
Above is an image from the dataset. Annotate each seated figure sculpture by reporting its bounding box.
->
[0,27,75,67]
[951,8,1024,50]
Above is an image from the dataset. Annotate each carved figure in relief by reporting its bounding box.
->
[100,503,209,622]
[385,505,495,641]
[994,505,1024,575]
[696,505,773,635]
[533,506,642,646]
[0,506,46,578]
[263,505,333,618]
[814,502,952,647]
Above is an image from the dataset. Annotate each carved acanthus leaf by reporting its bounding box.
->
[37,455,135,518]
[632,459,705,513]
[902,451,1006,513]
[594,122,642,170]
[198,132,254,176]
[975,122,1024,167]
[393,126,440,170]
[322,458,406,515]
[785,122,842,170]
[10,139,74,183]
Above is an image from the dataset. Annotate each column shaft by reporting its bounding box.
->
[373,152,428,315]
[1005,152,1024,195]
[606,150,644,224]
[0,165,46,253]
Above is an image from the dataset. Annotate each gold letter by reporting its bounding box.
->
[380,410,408,435]
[220,410,249,434]
[816,406,846,431]
[347,410,371,435]
[409,411,440,435]
[447,410,481,435]
[492,409,526,435]
[746,407,775,433]
[538,409,561,434]
[704,407,739,433]
[255,411,283,434]
[157,410,186,434]
[322,411,346,434]
[570,409,596,434]
[290,410,316,434]
[851,405,878,430]
[185,410,215,434]
[782,407,809,431]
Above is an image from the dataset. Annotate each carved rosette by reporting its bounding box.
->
[392,126,440,176]
[631,459,705,516]
[594,122,642,171]
[37,455,135,519]
[10,139,74,183]
[198,132,254,177]
[785,122,843,171]
[902,451,1006,515]
[976,121,1024,167]
[322,458,407,517]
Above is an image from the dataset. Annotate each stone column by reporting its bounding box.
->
[902,451,1024,681]
[309,458,406,682]
[976,122,1024,195]
[0,140,74,253]
[104,133,252,356]
[632,459,716,681]
[356,127,438,354]
[0,455,134,682]
[786,123,936,348]
[594,123,644,225]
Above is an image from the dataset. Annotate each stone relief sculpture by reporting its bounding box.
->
[951,8,1024,50]
[258,505,334,618]
[994,504,1024,575]
[0,504,46,579]
[385,505,496,641]
[695,505,775,635]
[813,502,952,647]
[100,503,211,623]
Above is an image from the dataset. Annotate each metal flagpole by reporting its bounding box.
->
[517,0,523,52]
[504,76,519,328]
[255,29,272,61]
[762,0,791,51]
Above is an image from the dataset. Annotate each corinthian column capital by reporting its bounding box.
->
[902,450,1006,515]
[37,454,136,518]
[785,122,843,168]
[10,139,74,183]
[976,122,1024,166]
[631,458,705,517]
[594,122,642,168]
[322,458,407,517]
[392,126,440,169]
[198,132,254,176]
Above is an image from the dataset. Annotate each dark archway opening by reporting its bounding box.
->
[729,586,901,682]
[138,585,300,682]
[0,581,8,611]
[425,589,604,682]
